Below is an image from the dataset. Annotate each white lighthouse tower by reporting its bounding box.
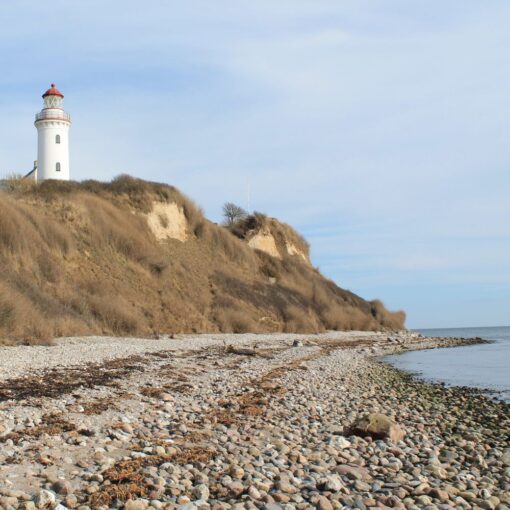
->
[34,84,71,181]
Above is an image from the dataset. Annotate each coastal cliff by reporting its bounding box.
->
[0,175,405,344]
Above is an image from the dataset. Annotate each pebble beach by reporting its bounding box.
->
[0,332,508,510]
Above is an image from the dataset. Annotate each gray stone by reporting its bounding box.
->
[334,464,370,481]
[192,484,210,501]
[319,475,344,492]
[34,490,56,510]
[124,500,149,510]
[349,414,405,442]
[52,481,73,496]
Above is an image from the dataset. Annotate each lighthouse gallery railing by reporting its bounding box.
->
[35,110,71,122]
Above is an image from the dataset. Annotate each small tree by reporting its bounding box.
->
[222,202,247,226]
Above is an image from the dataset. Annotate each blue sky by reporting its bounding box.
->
[1,1,509,328]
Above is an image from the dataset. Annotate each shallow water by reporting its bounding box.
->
[383,326,510,402]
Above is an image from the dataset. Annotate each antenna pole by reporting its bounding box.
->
[247,176,252,212]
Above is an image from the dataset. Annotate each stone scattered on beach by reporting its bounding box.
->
[34,490,56,509]
[348,412,406,442]
[52,480,73,496]
[0,331,507,509]
[335,464,371,481]
[124,499,148,510]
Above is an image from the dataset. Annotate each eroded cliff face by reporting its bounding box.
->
[248,230,282,259]
[146,202,188,242]
[0,176,405,344]
[229,213,311,265]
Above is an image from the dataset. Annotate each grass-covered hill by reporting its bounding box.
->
[0,175,405,344]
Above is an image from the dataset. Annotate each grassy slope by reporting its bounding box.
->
[0,176,405,344]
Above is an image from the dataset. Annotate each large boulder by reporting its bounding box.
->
[347,413,405,442]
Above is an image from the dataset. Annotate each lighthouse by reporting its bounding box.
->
[34,84,71,181]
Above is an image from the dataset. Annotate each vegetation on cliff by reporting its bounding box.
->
[0,176,405,344]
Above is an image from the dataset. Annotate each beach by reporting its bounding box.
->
[0,331,508,510]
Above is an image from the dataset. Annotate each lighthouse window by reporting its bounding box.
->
[55,135,61,144]
[56,162,61,172]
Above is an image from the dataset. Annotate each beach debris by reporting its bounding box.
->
[225,345,257,356]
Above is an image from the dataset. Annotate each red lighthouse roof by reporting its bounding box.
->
[42,83,64,98]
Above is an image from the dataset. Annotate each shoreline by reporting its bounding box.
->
[380,336,509,404]
[0,332,508,509]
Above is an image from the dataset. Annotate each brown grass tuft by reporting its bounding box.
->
[282,305,323,333]
[370,299,407,330]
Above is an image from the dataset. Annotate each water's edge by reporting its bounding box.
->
[381,330,510,402]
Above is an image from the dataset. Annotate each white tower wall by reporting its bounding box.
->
[34,84,71,181]
[36,120,70,180]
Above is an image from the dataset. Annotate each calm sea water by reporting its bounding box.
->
[383,326,510,402]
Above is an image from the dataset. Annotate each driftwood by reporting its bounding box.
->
[226,345,258,356]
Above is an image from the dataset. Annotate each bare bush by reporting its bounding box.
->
[222,202,248,226]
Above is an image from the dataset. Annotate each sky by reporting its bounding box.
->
[0,1,509,329]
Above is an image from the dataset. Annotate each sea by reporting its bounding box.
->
[383,326,510,403]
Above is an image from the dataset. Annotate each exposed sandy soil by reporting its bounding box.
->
[248,232,282,259]
[146,202,188,242]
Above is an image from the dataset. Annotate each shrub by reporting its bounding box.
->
[282,305,323,333]
[370,299,406,330]
[213,308,262,333]
[222,202,248,226]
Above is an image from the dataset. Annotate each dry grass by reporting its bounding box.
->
[0,174,37,193]
[370,299,407,330]
[0,176,405,343]
[282,305,323,333]
[214,308,263,333]
[212,295,264,333]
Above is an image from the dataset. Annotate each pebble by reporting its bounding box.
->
[52,480,73,496]
[34,490,56,510]
[192,484,210,501]
[313,495,334,510]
